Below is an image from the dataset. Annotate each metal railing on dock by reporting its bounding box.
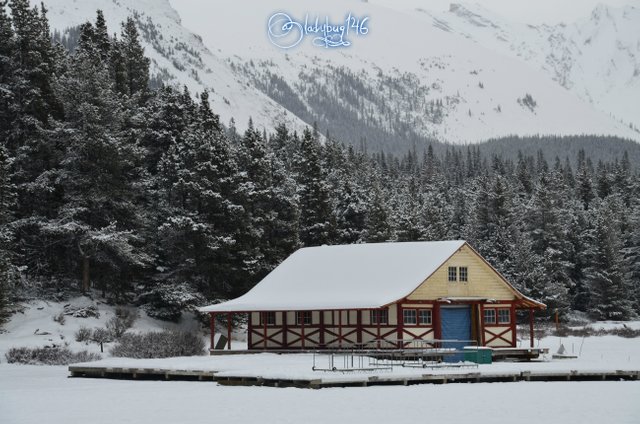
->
[312,339,482,372]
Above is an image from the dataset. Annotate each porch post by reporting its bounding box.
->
[210,313,215,351]
[282,311,288,348]
[227,312,232,350]
[376,309,381,349]
[247,313,252,349]
[263,312,267,350]
[529,308,535,348]
[396,304,403,349]
[338,309,343,348]
[319,311,325,348]
[434,302,442,347]
[300,311,305,349]
[356,310,362,346]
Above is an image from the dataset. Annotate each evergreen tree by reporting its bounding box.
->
[576,149,594,210]
[334,178,368,244]
[525,171,572,313]
[623,204,640,313]
[0,146,15,326]
[157,96,242,296]
[296,128,332,246]
[583,200,634,319]
[120,17,149,98]
[0,4,16,143]
[47,28,149,295]
[393,177,425,241]
[365,182,392,242]
[93,10,110,61]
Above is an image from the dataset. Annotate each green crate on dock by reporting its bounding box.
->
[463,347,492,364]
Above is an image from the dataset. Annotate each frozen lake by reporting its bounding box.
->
[1,364,639,424]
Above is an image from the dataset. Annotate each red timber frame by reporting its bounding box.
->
[209,300,537,352]
[478,301,518,347]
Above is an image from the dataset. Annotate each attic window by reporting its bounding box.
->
[448,266,457,282]
[459,267,468,282]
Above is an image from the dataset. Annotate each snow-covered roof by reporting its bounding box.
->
[200,241,467,312]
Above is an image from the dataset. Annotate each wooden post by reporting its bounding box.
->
[510,303,517,347]
[396,304,403,349]
[529,308,535,348]
[262,312,267,350]
[300,312,305,349]
[338,309,343,348]
[282,311,288,348]
[247,313,252,349]
[319,311,325,348]
[210,313,215,351]
[226,313,232,350]
[434,302,441,347]
[376,309,381,349]
[356,310,362,347]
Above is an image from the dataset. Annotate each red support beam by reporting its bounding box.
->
[319,311,325,348]
[282,311,288,347]
[396,304,403,348]
[376,309,381,349]
[433,302,442,347]
[338,310,343,348]
[529,308,535,348]
[247,313,252,349]
[510,303,517,347]
[300,312,305,349]
[262,312,267,350]
[356,310,362,346]
[226,312,232,350]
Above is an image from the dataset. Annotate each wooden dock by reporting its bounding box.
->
[69,365,639,388]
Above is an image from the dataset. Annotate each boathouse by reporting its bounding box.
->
[200,241,545,351]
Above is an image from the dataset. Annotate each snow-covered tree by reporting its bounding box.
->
[296,128,333,246]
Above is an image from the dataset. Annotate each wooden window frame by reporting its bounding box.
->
[497,308,511,324]
[418,309,432,325]
[370,309,389,325]
[260,311,276,326]
[403,309,417,325]
[448,266,457,282]
[483,308,496,325]
[296,311,312,326]
[459,266,468,282]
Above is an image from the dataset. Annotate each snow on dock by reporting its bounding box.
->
[68,348,640,388]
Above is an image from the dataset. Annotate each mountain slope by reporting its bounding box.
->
[39,0,311,134]
[372,1,640,133]
[171,0,640,146]
[32,0,640,149]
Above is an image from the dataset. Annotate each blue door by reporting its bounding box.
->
[440,306,471,363]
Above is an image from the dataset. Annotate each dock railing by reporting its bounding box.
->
[312,339,481,372]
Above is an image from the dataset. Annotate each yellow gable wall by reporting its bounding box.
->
[407,244,517,301]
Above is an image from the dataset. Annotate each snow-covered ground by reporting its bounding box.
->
[61,331,640,382]
[1,300,640,423]
[0,297,214,359]
[1,365,639,424]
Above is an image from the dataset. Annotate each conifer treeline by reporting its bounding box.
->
[0,4,638,323]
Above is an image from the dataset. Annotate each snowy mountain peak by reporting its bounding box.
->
[32,0,640,147]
